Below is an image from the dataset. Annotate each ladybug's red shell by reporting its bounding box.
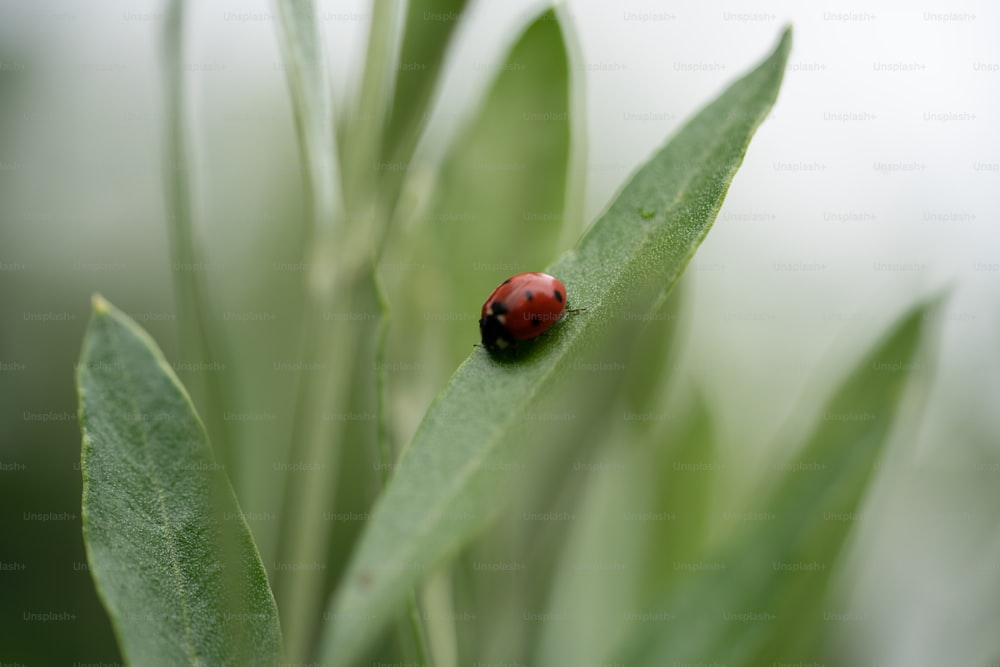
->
[479,272,567,353]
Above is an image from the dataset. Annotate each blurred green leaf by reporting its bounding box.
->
[273,0,341,243]
[272,3,352,661]
[319,27,792,666]
[638,391,716,592]
[533,391,715,665]
[428,7,571,288]
[621,280,687,416]
[77,296,282,666]
[375,0,470,266]
[610,295,941,665]
[342,0,401,216]
[161,0,234,469]
[378,6,573,438]
[532,420,649,666]
[382,0,469,171]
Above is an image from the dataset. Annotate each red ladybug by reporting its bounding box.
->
[480,272,568,354]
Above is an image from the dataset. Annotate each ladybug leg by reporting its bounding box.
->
[556,307,587,323]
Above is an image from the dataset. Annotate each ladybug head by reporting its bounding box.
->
[479,309,516,354]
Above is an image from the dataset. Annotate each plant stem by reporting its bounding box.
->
[161,0,232,469]
[274,293,354,662]
[406,589,433,665]
[270,0,347,660]
[373,262,393,489]
[342,0,398,216]
[373,264,434,666]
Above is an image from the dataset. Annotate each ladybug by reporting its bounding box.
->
[479,272,568,354]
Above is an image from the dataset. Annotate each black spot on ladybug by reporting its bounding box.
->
[525,290,533,301]
[554,290,563,303]
[502,279,511,285]
[531,316,542,327]
[491,301,508,315]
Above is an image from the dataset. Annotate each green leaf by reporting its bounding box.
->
[382,0,469,168]
[621,279,687,416]
[77,296,281,666]
[341,0,398,214]
[427,7,571,283]
[273,0,342,242]
[637,391,717,593]
[533,391,715,666]
[272,2,352,660]
[379,7,573,429]
[161,0,234,469]
[610,295,941,665]
[376,0,470,248]
[320,27,792,667]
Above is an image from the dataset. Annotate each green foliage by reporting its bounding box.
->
[611,297,939,665]
[318,26,792,667]
[380,0,470,213]
[430,8,571,271]
[66,8,957,667]
[273,0,341,241]
[77,297,282,666]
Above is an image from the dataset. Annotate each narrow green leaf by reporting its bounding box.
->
[610,296,941,665]
[341,0,398,215]
[320,27,792,666]
[382,0,469,168]
[621,280,687,416]
[161,0,234,468]
[374,0,470,259]
[637,391,717,593]
[533,392,715,666]
[382,5,572,429]
[429,8,571,278]
[532,421,650,666]
[273,0,342,243]
[272,2,350,660]
[78,296,281,666]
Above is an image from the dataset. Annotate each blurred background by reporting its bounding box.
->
[1,0,998,664]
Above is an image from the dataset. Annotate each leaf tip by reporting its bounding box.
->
[774,24,793,61]
[91,293,111,314]
[924,284,953,310]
